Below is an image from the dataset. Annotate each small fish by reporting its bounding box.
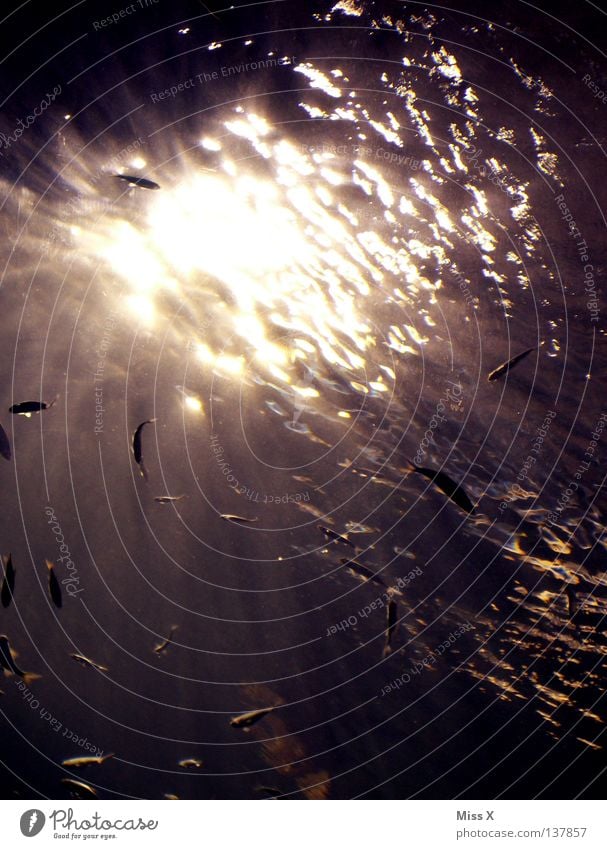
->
[487,346,537,382]
[61,778,98,798]
[1,554,15,608]
[61,753,114,768]
[154,626,178,655]
[9,397,57,417]
[230,707,274,729]
[71,654,108,673]
[408,462,475,514]
[0,635,40,685]
[353,467,399,488]
[318,525,355,548]
[383,597,398,657]
[164,794,180,800]
[132,418,157,481]
[565,585,578,617]
[345,521,376,534]
[220,514,259,524]
[0,423,11,460]
[178,758,204,768]
[255,785,282,798]
[339,557,386,588]
[115,174,160,190]
[46,560,62,609]
[154,495,186,503]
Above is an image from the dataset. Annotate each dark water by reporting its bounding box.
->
[0,0,606,799]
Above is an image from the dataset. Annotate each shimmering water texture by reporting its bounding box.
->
[0,0,606,800]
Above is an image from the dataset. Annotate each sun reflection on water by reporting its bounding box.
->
[73,111,423,407]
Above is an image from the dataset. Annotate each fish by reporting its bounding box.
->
[0,423,11,460]
[345,521,377,534]
[565,585,578,617]
[178,758,204,768]
[220,514,259,524]
[71,654,108,673]
[46,560,62,609]
[487,346,537,382]
[383,596,398,657]
[132,418,157,481]
[408,462,475,514]
[0,635,40,685]
[352,467,400,489]
[164,794,180,800]
[1,554,15,608]
[339,557,386,588]
[254,786,282,798]
[154,626,178,655]
[318,525,355,548]
[9,397,57,417]
[230,707,275,729]
[61,753,114,768]
[61,778,98,798]
[115,174,160,190]
[154,495,186,503]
